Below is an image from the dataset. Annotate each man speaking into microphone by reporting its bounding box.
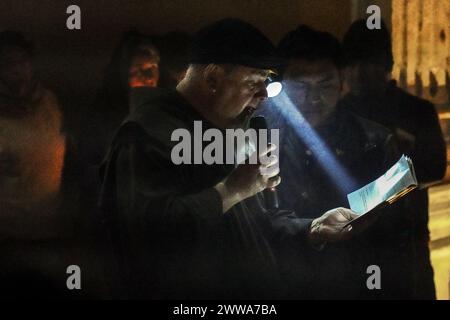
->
[99,18,360,299]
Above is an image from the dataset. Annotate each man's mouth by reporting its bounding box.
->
[243,106,256,116]
[233,107,256,129]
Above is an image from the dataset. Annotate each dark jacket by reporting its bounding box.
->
[99,88,296,299]
[270,108,409,299]
[340,82,447,299]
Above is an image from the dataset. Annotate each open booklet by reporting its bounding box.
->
[344,155,418,227]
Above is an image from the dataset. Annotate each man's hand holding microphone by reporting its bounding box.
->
[214,116,368,246]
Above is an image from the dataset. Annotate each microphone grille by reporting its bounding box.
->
[250,116,267,131]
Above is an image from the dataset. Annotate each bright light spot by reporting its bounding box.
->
[267,81,282,98]
[269,91,358,194]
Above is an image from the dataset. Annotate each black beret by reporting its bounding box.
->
[189,18,281,71]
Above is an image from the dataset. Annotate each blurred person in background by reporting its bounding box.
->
[79,29,160,169]
[340,19,447,299]
[0,30,72,298]
[0,30,66,241]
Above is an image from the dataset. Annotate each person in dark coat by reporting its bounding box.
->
[340,19,447,299]
[79,29,160,169]
[98,19,361,299]
[261,25,409,299]
[73,29,161,245]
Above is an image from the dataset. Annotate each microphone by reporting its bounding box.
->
[250,116,279,211]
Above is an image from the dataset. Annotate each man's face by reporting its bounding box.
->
[344,61,389,98]
[129,53,159,88]
[0,45,33,96]
[283,59,341,128]
[214,65,269,128]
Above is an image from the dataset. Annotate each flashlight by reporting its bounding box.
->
[266,76,283,98]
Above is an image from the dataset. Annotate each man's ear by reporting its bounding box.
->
[203,64,225,93]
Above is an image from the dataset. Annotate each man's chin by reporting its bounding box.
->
[233,108,255,129]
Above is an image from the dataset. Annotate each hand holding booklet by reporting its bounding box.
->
[344,155,418,227]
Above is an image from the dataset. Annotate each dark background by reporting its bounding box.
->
[0,0,391,100]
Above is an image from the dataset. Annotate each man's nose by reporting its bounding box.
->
[305,86,321,103]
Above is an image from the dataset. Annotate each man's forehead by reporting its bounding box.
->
[236,65,272,78]
[285,59,338,79]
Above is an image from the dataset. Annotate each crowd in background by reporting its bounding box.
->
[0,18,446,299]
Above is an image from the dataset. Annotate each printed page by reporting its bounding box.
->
[347,155,418,215]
